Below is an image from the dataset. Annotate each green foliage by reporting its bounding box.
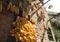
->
[50,18,60,42]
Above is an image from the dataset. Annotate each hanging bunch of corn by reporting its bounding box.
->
[10,16,37,42]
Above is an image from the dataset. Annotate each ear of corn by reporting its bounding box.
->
[0,3,2,12]
[14,7,19,14]
[10,5,15,13]
[18,2,22,8]
[7,2,12,11]
[27,8,31,14]
[22,12,28,19]
[44,25,48,30]
[30,17,36,24]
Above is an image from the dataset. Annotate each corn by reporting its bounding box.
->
[22,12,28,19]
[44,25,48,30]
[11,17,37,42]
[14,7,19,14]
[0,3,2,12]
[18,2,22,8]
[7,2,12,11]
[27,8,30,14]
[30,17,36,24]
[32,5,37,10]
